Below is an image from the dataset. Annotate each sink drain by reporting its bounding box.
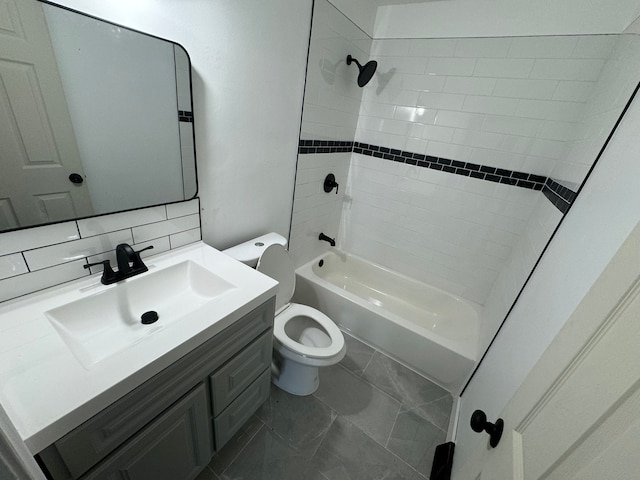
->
[141,311,159,325]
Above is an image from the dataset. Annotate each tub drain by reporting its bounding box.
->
[141,311,159,325]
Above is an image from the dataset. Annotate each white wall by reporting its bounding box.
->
[454,83,640,475]
[374,0,640,39]
[47,0,312,249]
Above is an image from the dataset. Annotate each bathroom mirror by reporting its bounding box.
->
[291,0,640,390]
[0,0,197,233]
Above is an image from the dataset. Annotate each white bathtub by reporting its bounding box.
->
[293,251,481,393]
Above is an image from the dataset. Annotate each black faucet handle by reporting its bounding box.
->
[84,260,117,284]
[131,245,154,269]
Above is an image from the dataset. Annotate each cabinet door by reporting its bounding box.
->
[83,384,212,480]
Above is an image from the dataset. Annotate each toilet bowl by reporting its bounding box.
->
[224,234,345,396]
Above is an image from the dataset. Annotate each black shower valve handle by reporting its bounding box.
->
[324,173,339,194]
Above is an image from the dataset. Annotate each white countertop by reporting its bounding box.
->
[0,242,277,454]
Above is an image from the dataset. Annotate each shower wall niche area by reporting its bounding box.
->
[290,0,640,366]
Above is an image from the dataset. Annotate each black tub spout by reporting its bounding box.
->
[319,233,336,247]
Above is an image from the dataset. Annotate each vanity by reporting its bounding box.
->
[0,243,278,480]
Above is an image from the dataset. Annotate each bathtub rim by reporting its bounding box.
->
[295,250,482,362]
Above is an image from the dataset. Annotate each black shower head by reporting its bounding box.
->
[347,54,377,87]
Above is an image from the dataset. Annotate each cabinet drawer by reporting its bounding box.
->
[214,368,270,450]
[210,331,272,416]
[50,298,274,479]
[82,383,212,480]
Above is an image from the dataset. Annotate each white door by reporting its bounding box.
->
[452,221,640,479]
[0,0,93,230]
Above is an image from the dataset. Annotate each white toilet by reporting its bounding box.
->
[224,233,345,395]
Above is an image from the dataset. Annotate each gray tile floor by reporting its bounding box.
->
[196,333,452,480]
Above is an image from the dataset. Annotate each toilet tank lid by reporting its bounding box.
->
[223,232,287,266]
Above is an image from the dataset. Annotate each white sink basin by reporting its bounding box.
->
[46,260,236,368]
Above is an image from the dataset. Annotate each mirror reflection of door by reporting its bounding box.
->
[0,0,93,231]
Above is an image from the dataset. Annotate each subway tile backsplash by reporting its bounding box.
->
[0,199,201,303]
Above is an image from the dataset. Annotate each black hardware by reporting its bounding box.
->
[430,442,455,480]
[141,311,159,325]
[69,173,84,184]
[318,233,336,247]
[324,173,339,194]
[84,260,117,284]
[346,54,378,87]
[470,410,504,448]
[85,244,154,285]
[318,259,324,267]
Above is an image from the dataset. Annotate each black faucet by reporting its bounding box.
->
[319,233,336,247]
[84,243,154,285]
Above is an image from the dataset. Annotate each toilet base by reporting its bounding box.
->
[271,357,319,396]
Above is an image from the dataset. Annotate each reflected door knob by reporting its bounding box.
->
[69,173,84,184]
[470,409,504,448]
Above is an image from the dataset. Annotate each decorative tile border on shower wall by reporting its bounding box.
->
[542,178,577,215]
[0,199,201,303]
[299,139,546,191]
[178,110,194,123]
[298,140,353,154]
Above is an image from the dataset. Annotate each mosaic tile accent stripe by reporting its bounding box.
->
[178,110,194,123]
[298,139,546,190]
[542,178,577,215]
[299,140,353,154]
[298,139,579,213]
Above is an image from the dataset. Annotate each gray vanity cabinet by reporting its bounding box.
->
[82,384,211,480]
[37,298,275,480]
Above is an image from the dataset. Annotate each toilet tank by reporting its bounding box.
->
[222,232,287,267]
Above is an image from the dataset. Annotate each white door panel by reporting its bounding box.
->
[454,222,640,479]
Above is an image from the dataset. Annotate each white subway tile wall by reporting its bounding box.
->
[479,195,563,353]
[0,199,201,302]
[358,35,616,178]
[300,0,372,141]
[339,155,539,303]
[289,153,350,267]
[553,34,640,184]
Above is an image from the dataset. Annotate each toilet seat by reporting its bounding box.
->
[275,303,345,359]
[257,244,344,361]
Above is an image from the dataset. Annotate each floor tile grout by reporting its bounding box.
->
[337,414,430,480]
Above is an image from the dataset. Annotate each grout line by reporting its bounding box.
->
[385,407,401,449]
